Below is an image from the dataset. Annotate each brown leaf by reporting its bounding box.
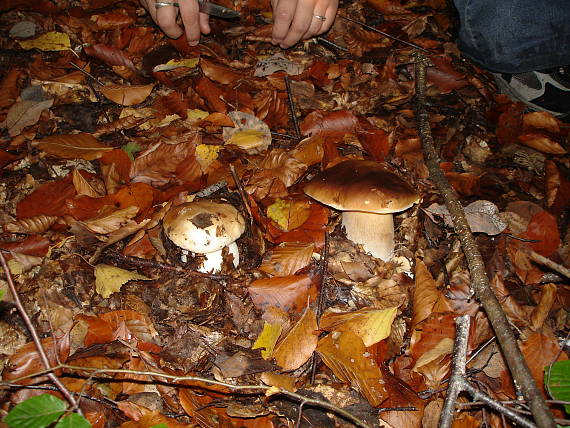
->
[90,10,135,30]
[412,259,451,329]
[273,308,318,371]
[379,366,425,428]
[523,111,560,133]
[2,334,70,383]
[519,210,561,257]
[130,138,196,186]
[84,44,136,70]
[100,83,155,106]
[426,55,468,93]
[0,235,51,257]
[316,330,387,407]
[73,168,106,197]
[259,242,314,277]
[519,331,568,395]
[33,133,113,160]
[2,99,53,136]
[529,283,557,331]
[518,132,567,154]
[201,58,246,85]
[81,205,139,234]
[195,76,227,113]
[0,68,24,110]
[16,173,77,218]
[3,215,59,234]
[300,109,360,137]
[248,274,318,313]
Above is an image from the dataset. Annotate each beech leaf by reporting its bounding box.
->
[273,308,318,371]
[18,31,70,51]
[1,99,53,136]
[99,83,155,106]
[33,133,113,160]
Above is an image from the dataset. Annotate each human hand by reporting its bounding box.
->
[139,0,211,46]
[271,0,339,48]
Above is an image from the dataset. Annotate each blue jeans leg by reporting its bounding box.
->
[453,0,570,73]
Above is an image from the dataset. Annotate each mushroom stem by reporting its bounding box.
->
[342,211,394,262]
[199,241,240,273]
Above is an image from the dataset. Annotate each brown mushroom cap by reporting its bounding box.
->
[304,160,419,213]
[163,200,245,254]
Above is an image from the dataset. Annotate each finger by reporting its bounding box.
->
[155,3,184,39]
[280,2,313,48]
[303,11,326,40]
[199,12,211,35]
[271,0,297,45]
[319,3,338,33]
[178,0,202,45]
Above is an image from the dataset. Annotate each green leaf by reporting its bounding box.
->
[121,141,141,160]
[149,425,169,428]
[545,359,570,414]
[0,289,5,300]
[55,413,92,428]
[4,394,67,428]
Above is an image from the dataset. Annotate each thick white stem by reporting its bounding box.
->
[199,241,240,273]
[342,211,394,261]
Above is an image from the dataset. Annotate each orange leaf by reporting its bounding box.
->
[16,173,76,218]
[273,308,318,371]
[100,148,132,182]
[523,111,560,133]
[90,10,135,30]
[412,259,451,329]
[201,58,245,85]
[520,210,561,257]
[259,242,314,276]
[248,274,318,313]
[100,83,155,106]
[195,76,227,113]
[111,182,154,213]
[316,330,387,406]
[33,133,113,160]
[359,129,392,162]
[426,55,467,93]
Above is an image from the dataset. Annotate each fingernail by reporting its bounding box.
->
[189,40,199,46]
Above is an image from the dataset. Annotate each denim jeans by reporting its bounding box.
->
[453,0,570,73]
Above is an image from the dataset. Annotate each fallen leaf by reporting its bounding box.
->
[252,322,282,359]
[316,330,387,407]
[81,205,139,234]
[424,200,506,235]
[95,264,150,299]
[18,31,70,51]
[273,308,318,371]
[100,83,155,106]
[248,274,318,313]
[1,99,53,136]
[320,307,398,347]
[33,133,113,160]
[259,242,314,277]
[267,198,312,232]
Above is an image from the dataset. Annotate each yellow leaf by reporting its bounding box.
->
[95,264,151,299]
[252,322,282,359]
[226,129,266,151]
[195,143,221,171]
[267,198,311,232]
[186,108,210,124]
[153,57,200,72]
[18,31,71,51]
[223,111,271,154]
[320,307,398,347]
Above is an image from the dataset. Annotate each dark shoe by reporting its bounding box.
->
[493,67,570,118]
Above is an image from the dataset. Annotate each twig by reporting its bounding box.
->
[340,16,431,53]
[194,180,228,198]
[440,316,536,428]
[1,363,372,428]
[284,75,302,140]
[0,253,82,414]
[527,249,570,279]
[229,163,254,227]
[413,52,555,428]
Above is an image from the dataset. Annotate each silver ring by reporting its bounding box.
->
[313,14,327,21]
[155,1,179,8]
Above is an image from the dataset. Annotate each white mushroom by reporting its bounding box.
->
[304,160,420,262]
[162,200,246,273]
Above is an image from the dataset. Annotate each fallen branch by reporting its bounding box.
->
[0,251,81,414]
[440,316,536,428]
[413,53,556,428]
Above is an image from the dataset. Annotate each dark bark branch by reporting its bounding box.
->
[413,52,556,428]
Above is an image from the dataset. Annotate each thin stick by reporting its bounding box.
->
[527,249,570,279]
[284,75,302,139]
[0,252,81,414]
[414,52,555,428]
[229,163,254,226]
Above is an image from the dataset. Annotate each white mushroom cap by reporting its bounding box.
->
[163,200,246,254]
